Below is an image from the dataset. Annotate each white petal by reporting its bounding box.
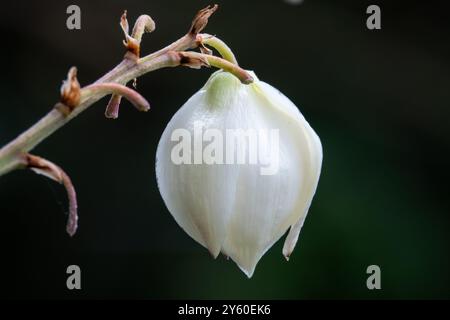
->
[218,76,322,277]
[282,214,306,261]
[156,72,243,257]
[252,80,323,260]
[282,121,322,260]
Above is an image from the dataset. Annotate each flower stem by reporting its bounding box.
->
[83,83,150,112]
[0,55,175,176]
[200,33,238,65]
[178,51,253,84]
[0,6,251,178]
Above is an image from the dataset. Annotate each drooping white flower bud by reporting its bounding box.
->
[156,70,322,277]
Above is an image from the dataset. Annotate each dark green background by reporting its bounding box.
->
[0,0,449,299]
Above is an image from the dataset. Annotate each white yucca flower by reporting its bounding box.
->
[156,70,322,277]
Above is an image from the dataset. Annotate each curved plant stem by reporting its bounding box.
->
[0,6,253,178]
[0,45,252,178]
[177,51,252,84]
[105,94,123,119]
[83,83,150,112]
[0,5,258,238]
[26,154,78,236]
[200,33,238,64]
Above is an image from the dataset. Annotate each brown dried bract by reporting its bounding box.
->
[178,52,210,69]
[59,67,81,112]
[121,12,155,59]
[189,4,218,36]
[198,38,213,55]
[120,10,140,58]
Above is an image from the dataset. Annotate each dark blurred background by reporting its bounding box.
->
[0,0,449,299]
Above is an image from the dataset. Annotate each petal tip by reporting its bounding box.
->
[282,246,293,261]
[206,246,221,259]
[242,268,255,279]
[235,261,257,279]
